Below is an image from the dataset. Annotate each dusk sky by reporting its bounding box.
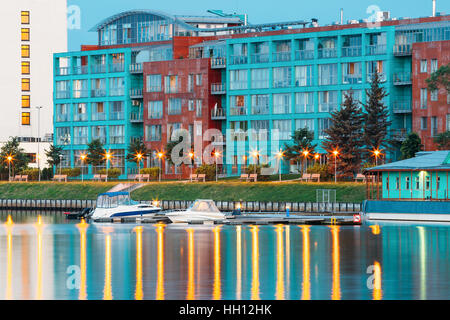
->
[67,0,450,51]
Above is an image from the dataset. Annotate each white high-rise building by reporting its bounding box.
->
[1,0,67,170]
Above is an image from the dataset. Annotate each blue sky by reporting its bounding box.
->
[67,0,450,51]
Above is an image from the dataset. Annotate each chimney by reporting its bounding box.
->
[432,0,437,17]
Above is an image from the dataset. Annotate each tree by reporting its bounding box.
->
[126,139,150,165]
[433,131,450,150]
[322,92,364,179]
[426,63,450,94]
[283,128,316,174]
[363,73,391,159]
[45,144,63,168]
[400,132,423,159]
[86,139,106,167]
[0,137,29,175]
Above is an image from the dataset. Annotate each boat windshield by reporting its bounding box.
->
[96,193,131,208]
[188,200,220,213]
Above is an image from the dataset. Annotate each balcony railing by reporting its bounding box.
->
[91,89,107,97]
[393,101,412,113]
[130,136,143,144]
[229,107,247,116]
[393,72,412,85]
[211,108,226,120]
[55,114,69,122]
[54,91,71,99]
[91,136,106,144]
[130,88,143,98]
[391,129,408,142]
[92,113,106,121]
[211,83,226,94]
[343,74,363,85]
[318,48,337,59]
[319,103,339,113]
[229,55,248,65]
[56,67,71,76]
[211,57,226,68]
[130,63,143,73]
[366,44,386,55]
[367,73,387,83]
[130,112,143,123]
[342,46,362,57]
[272,51,291,62]
[251,53,269,64]
[72,66,89,75]
[295,50,314,60]
[73,90,90,98]
[73,114,88,122]
[110,88,125,96]
[394,44,412,56]
[251,105,270,115]
[110,63,125,73]
[110,112,125,120]
[91,64,106,74]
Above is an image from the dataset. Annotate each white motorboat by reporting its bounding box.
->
[91,192,162,219]
[165,200,226,223]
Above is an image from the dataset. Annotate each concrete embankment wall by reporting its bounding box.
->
[0,198,361,213]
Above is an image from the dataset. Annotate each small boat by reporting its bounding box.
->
[91,192,162,219]
[165,199,226,223]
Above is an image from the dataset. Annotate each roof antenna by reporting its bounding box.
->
[432,0,436,17]
[340,8,344,24]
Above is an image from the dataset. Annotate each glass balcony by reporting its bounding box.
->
[54,91,71,99]
[74,113,88,122]
[343,74,363,85]
[211,57,226,68]
[110,88,125,96]
[91,64,106,74]
[342,46,362,57]
[110,63,125,73]
[272,51,291,62]
[229,55,248,65]
[56,67,71,76]
[251,105,270,115]
[211,83,226,95]
[393,72,412,85]
[295,50,314,60]
[92,136,106,144]
[366,44,386,55]
[391,128,408,142]
[72,66,89,75]
[251,53,270,64]
[110,112,125,120]
[91,89,107,97]
[319,103,338,113]
[367,73,387,83]
[110,136,125,144]
[55,114,69,122]
[92,113,106,121]
[73,90,89,98]
[229,107,247,116]
[318,48,337,59]
[392,101,412,113]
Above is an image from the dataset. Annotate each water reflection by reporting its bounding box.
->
[0,212,449,300]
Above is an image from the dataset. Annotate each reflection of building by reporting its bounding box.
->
[2,0,67,167]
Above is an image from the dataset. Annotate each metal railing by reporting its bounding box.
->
[366,44,386,55]
[272,51,291,62]
[92,113,107,121]
[318,48,337,59]
[251,106,270,115]
[211,83,226,94]
[211,108,226,120]
[229,55,248,65]
[342,46,362,57]
[130,88,143,97]
[393,72,412,85]
[295,49,314,60]
[130,63,143,73]
[394,44,412,56]
[72,66,89,75]
[251,53,269,64]
[391,128,408,141]
[54,91,71,99]
[211,57,226,68]
[229,107,247,116]
[73,90,90,98]
[110,63,125,73]
[392,101,412,113]
[91,89,107,97]
[91,64,106,74]
[130,112,143,122]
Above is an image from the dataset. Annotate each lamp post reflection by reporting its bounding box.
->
[373,261,382,300]
[330,226,341,300]
[418,226,427,300]
[213,226,221,300]
[76,219,88,300]
[34,215,44,300]
[134,226,143,300]
[156,223,165,300]
[236,226,242,300]
[186,228,195,300]
[285,225,290,289]
[275,225,285,300]
[250,226,260,300]
[103,234,112,300]
[5,215,14,300]
[301,226,311,300]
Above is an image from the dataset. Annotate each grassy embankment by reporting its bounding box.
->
[0,181,367,203]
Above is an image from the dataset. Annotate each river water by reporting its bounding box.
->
[0,211,448,300]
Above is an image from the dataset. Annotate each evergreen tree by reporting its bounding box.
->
[433,131,450,150]
[86,139,106,166]
[283,128,316,173]
[363,73,391,159]
[323,92,364,179]
[45,144,63,168]
[126,139,150,165]
[400,132,423,159]
[0,137,29,175]
[426,63,450,93]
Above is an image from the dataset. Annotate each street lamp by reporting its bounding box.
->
[332,149,339,183]
[372,149,382,167]
[136,153,143,182]
[157,152,164,182]
[276,150,284,182]
[104,152,112,182]
[36,106,43,182]
[214,151,221,182]
[80,154,87,182]
[6,155,13,181]
[314,153,320,165]
[59,154,63,176]
[251,150,259,175]
[302,149,310,174]
[188,152,194,181]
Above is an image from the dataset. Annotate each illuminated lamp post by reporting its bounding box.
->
[276,151,284,182]
[332,149,339,184]
[157,152,164,182]
[104,152,112,182]
[80,154,87,182]
[214,151,221,182]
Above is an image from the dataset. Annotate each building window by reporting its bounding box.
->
[146,74,162,92]
[430,90,438,101]
[430,59,438,73]
[295,65,313,87]
[21,11,30,24]
[230,70,248,90]
[250,120,269,140]
[56,104,69,122]
[420,88,428,109]
[73,126,89,145]
[92,102,106,121]
[21,28,30,41]
[405,177,410,190]
[385,177,390,190]
[295,92,314,113]
[21,112,30,125]
[21,61,30,74]
[109,125,125,144]
[22,78,30,91]
[447,114,450,131]
[74,103,88,121]
[319,91,338,112]
[425,176,430,191]
[196,74,202,86]
[420,60,428,73]
[421,117,428,130]
[196,100,202,117]
[146,125,161,142]
[188,74,194,92]
[251,94,269,115]
[367,61,385,82]
[148,101,163,119]
[273,67,292,88]
[56,127,71,145]
[273,120,292,140]
[295,119,314,132]
[342,62,362,84]
[22,95,30,108]
[167,123,182,142]
[318,118,331,139]
[109,77,125,96]
[168,98,182,115]
[188,100,194,111]
[92,126,107,144]
[395,177,400,190]
[110,101,124,120]
[230,95,247,116]
[431,116,438,136]
[415,177,420,190]
[21,45,30,58]
[164,75,179,93]
[318,64,338,86]
[273,93,291,114]
[251,68,269,89]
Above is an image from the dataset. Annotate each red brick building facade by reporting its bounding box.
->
[412,41,450,150]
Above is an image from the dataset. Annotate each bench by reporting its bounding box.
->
[13,175,22,182]
[134,174,150,182]
[190,174,198,182]
[197,174,206,182]
[93,174,108,182]
[248,174,258,182]
[354,174,366,182]
[310,174,321,182]
[239,174,249,182]
[300,173,312,182]
[52,174,68,182]
[12,175,29,182]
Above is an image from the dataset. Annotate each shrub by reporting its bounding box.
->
[194,164,216,181]
[98,168,121,179]
[307,163,331,181]
[20,168,39,181]
[140,167,160,180]
[61,168,81,177]
[41,167,53,180]
[246,164,271,181]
